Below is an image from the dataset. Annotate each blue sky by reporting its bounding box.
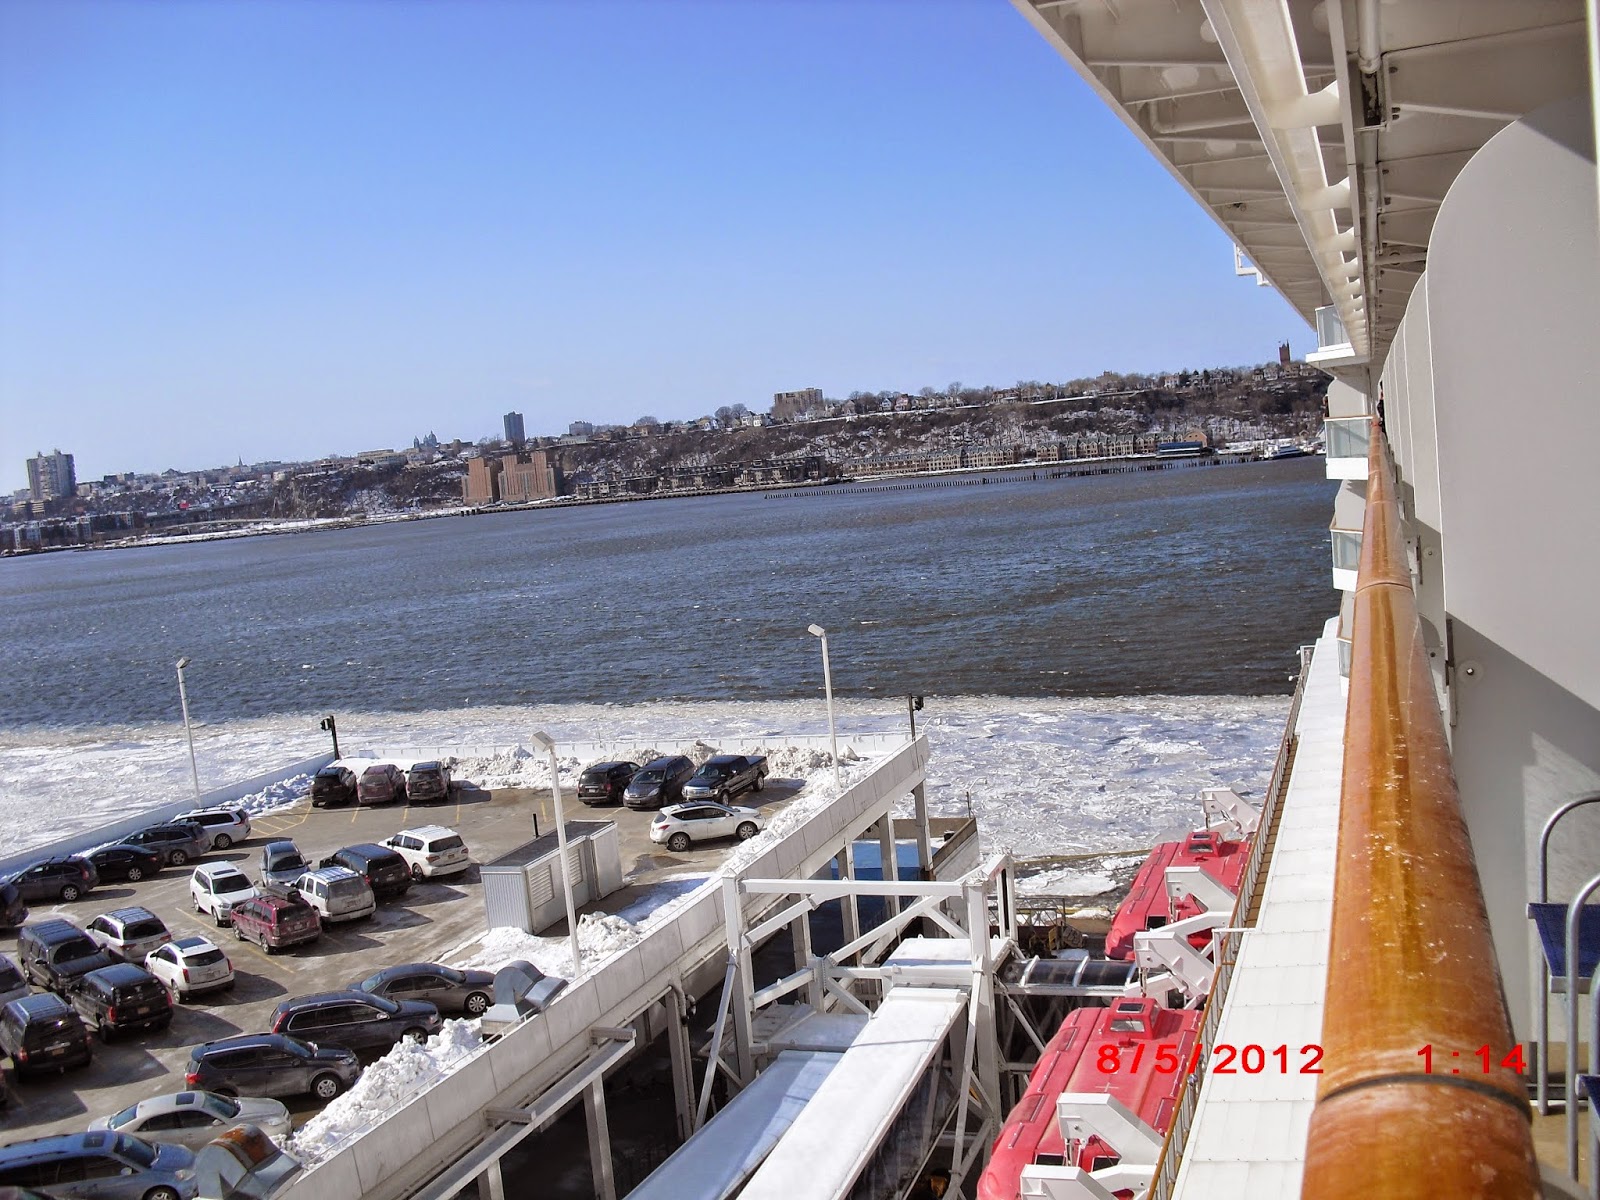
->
[0,0,1304,493]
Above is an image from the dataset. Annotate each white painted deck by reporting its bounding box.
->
[1171,617,1346,1197]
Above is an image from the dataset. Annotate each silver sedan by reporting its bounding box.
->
[91,1090,292,1149]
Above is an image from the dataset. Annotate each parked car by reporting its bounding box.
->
[318,843,411,900]
[354,962,497,1016]
[189,864,258,926]
[268,990,442,1055]
[309,764,358,808]
[185,1033,360,1102]
[229,892,321,953]
[623,755,697,810]
[67,963,173,1041]
[0,881,29,928]
[122,821,209,867]
[0,953,28,1007]
[92,1090,292,1150]
[355,763,407,806]
[290,868,374,923]
[0,1130,195,1198]
[85,843,164,884]
[17,919,114,993]
[577,760,639,806]
[84,907,172,963]
[650,801,764,852]
[145,937,234,1000]
[680,754,769,803]
[258,840,308,888]
[404,760,452,804]
[0,992,93,1078]
[382,826,470,881]
[4,855,98,904]
[172,806,252,851]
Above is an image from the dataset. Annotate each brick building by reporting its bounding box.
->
[498,450,562,503]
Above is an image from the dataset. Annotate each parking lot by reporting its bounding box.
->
[1,776,804,1143]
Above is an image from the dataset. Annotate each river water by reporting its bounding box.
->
[2,459,1333,726]
[1,458,1336,858]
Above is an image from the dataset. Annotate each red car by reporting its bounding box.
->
[356,764,407,806]
[230,893,321,954]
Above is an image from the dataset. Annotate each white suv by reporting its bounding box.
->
[190,863,259,926]
[174,806,252,851]
[383,826,471,880]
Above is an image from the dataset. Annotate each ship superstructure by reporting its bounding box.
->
[1011,2,1599,1198]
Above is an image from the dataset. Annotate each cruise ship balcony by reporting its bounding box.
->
[1322,417,1369,482]
[1328,481,1365,594]
[1305,305,1361,370]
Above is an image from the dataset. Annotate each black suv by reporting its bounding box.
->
[269,990,442,1055]
[5,856,98,904]
[68,963,173,1041]
[310,764,358,808]
[0,992,93,1077]
[121,821,208,867]
[318,844,412,900]
[578,761,640,806]
[624,755,696,810]
[17,919,114,993]
[405,761,452,804]
[186,1033,360,1102]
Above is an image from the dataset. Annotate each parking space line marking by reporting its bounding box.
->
[174,910,274,967]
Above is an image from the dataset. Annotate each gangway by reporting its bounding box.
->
[737,987,969,1200]
[998,950,1139,999]
[624,1050,843,1200]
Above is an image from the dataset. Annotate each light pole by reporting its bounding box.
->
[530,730,582,980]
[807,624,841,790]
[174,657,201,800]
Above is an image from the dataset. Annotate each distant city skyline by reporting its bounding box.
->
[0,1,1304,494]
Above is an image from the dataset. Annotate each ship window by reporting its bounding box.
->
[1090,1155,1119,1172]
[1109,1017,1144,1032]
[1037,1153,1064,1167]
[1147,915,1168,929]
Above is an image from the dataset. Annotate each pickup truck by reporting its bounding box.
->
[680,754,769,803]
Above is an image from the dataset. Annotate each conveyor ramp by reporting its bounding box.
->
[626,1051,842,1200]
[738,987,967,1200]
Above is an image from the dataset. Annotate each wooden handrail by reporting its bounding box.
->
[1300,423,1538,1199]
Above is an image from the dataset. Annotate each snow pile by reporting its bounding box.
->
[454,912,642,979]
[718,756,876,875]
[288,1019,484,1165]
[763,744,855,779]
[613,876,710,926]
[233,772,315,818]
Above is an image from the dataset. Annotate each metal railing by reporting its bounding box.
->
[1300,424,1538,1200]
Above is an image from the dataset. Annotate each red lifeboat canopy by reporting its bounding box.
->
[1104,830,1250,960]
[977,999,1201,1200]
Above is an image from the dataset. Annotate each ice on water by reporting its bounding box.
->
[0,695,1287,861]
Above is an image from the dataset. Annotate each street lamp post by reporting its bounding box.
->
[530,730,583,980]
[807,625,841,790]
[174,657,201,800]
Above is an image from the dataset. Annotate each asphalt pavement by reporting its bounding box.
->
[0,777,800,1143]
